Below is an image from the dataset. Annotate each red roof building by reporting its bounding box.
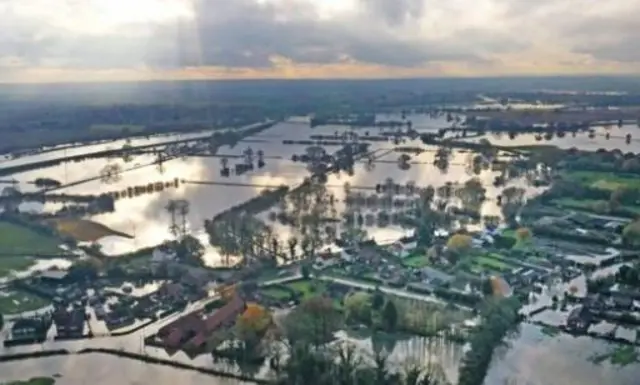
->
[186,295,246,349]
[158,312,200,337]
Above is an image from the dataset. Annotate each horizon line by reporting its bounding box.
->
[2,73,640,87]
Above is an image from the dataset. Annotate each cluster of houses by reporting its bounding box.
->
[7,305,86,345]
[567,289,640,333]
[6,263,213,346]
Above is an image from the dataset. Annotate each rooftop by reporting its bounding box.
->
[40,269,69,280]
[421,267,454,283]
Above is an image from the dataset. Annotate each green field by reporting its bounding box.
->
[0,222,62,254]
[0,256,36,279]
[0,221,63,278]
[553,198,640,215]
[473,254,511,272]
[402,253,430,268]
[261,287,291,300]
[562,171,640,191]
[280,279,342,308]
[2,378,55,385]
[287,280,327,300]
[0,291,50,315]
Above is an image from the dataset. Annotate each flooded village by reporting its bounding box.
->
[1,84,640,385]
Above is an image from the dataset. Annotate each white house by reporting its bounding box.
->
[318,244,353,263]
[389,240,418,258]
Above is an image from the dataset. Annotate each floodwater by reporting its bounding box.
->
[469,124,640,152]
[337,331,464,384]
[3,115,639,384]
[7,118,544,263]
[0,130,214,169]
[0,354,251,385]
[484,323,640,385]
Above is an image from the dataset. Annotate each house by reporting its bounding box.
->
[159,282,185,301]
[10,317,50,341]
[319,244,353,263]
[389,238,418,258]
[40,269,70,285]
[407,282,435,295]
[584,294,605,312]
[185,295,246,350]
[610,294,634,311]
[159,312,202,341]
[180,267,210,289]
[54,308,85,338]
[160,295,246,351]
[566,306,592,332]
[420,267,454,286]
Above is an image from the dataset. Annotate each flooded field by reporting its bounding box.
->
[484,323,640,385]
[470,124,640,152]
[6,117,543,264]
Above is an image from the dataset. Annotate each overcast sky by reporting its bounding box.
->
[1,0,639,83]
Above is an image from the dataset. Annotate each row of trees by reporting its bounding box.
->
[458,298,521,385]
[230,293,515,385]
[232,293,449,385]
[270,343,446,385]
[344,290,398,332]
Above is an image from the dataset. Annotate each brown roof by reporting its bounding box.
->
[186,296,245,348]
[159,312,200,336]
[165,329,184,348]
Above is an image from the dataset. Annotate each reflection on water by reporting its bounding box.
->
[470,124,640,152]
[2,116,640,385]
[0,354,251,385]
[9,119,547,264]
[0,130,214,170]
[336,331,463,384]
[484,323,640,385]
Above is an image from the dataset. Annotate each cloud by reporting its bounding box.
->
[0,0,639,82]
[147,0,490,69]
[360,0,425,26]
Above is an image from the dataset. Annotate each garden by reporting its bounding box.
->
[0,221,63,255]
[0,290,51,315]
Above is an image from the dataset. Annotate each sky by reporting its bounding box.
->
[1,0,639,83]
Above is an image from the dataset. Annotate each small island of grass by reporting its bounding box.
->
[48,218,133,242]
[2,377,55,385]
